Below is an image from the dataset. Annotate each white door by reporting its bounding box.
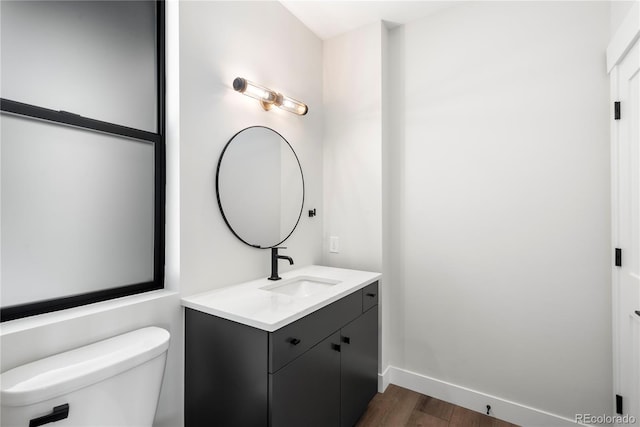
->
[613,37,640,427]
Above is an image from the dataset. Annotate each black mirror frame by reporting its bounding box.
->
[215,126,305,249]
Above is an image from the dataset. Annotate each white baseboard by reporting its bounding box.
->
[378,365,392,393]
[384,366,587,427]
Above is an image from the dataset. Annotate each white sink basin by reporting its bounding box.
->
[261,276,342,298]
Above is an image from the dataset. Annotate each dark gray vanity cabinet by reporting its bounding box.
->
[340,305,378,427]
[184,281,379,427]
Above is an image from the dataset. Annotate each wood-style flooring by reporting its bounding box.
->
[356,384,520,427]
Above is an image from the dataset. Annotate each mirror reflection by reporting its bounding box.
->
[216,126,304,249]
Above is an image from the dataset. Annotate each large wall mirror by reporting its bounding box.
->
[216,126,304,249]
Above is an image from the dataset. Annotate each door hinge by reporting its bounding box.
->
[615,248,622,267]
[616,394,623,415]
[614,102,621,120]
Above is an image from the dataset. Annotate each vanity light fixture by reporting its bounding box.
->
[233,77,308,116]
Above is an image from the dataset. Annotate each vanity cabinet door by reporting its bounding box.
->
[185,309,268,427]
[269,331,341,427]
[340,306,378,427]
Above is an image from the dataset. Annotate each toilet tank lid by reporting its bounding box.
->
[0,326,170,407]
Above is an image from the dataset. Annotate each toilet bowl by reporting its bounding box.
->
[0,326,170,427]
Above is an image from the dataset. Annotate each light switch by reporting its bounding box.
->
[329,236,339,253]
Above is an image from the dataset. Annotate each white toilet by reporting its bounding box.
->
[0,326,170,427]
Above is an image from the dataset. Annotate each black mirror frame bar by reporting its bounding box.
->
[0,1,166,322]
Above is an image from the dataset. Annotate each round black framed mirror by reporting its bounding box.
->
[216,126,304,249]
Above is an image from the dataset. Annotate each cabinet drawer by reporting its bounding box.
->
[362,281,378,312]
[269,290,361,373]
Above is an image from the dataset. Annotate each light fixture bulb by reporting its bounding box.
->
[232,77,307,115]
[233,77,276,110]
[275,93,308,116]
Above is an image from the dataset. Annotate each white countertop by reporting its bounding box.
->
[181,265,381,332]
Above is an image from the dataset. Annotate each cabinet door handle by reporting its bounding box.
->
[29,404,69,427]
[341,336,351,344]
[331,343,341,352]
[289,338,301,345]
[366,293,376,298]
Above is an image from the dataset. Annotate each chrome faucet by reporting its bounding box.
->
[269,247,294,281]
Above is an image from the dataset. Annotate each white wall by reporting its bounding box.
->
[179,1,323,297]
[610,1,637,38]
[322,6,613,421]
[322,22,388,374]
[388,1,612,421]
[322,23,384,273]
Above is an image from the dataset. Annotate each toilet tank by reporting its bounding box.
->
[1,326,170,427]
